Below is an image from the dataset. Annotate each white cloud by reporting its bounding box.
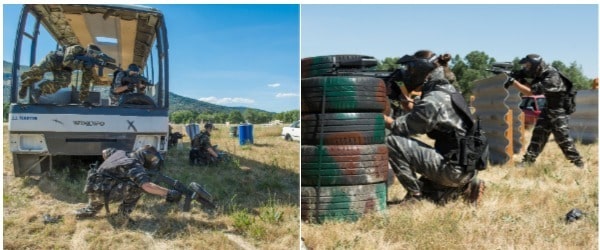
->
[268,83,281,88]
[199,96,255,105]
[276,93,298,98]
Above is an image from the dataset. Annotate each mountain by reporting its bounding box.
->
[168,92,271,114]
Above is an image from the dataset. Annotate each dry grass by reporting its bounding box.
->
[302,131,598,250]
[3,123,300,249]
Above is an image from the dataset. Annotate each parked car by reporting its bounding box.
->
[519,95,546,128]
[281,120,300,141]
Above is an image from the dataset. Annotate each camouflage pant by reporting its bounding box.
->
[84,179,143,216]
[189,148,215,165]
[36,79,70,96]
[386,135,474,194]
[523,111,582,163]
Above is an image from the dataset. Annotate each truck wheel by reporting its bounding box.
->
[285,134,292,141]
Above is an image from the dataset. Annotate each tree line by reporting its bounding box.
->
[169,109,299,125]
[376,50,595,97]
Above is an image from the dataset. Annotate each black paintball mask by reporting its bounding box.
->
[397,53,438,92]
[130,145,164,171]
[519,54,544,78]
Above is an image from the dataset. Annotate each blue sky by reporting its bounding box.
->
[2,4,300,113]
[302,4,598,79]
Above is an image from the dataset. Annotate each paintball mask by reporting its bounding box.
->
[397,53,438,92]
[131,145,164,171]
[519,54,543,78]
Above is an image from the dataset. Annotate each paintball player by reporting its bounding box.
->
[19,44,105,103]
[505,54,585,168]
[189,123,221,165]
[384,50,486,205]
[110,63,150,104]
[75,145,183,221]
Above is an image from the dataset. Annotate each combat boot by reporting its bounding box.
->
[463,178,485,206]
[18,87,28,99]
[388,191,423,206]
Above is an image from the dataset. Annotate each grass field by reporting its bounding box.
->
[3,123,300,249]
[301,132,598,249]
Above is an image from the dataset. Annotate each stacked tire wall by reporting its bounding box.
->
[301,55,388,223]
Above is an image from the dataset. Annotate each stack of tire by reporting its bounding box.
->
[301,55,389,223]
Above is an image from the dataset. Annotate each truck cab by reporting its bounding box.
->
[519,95,546,128]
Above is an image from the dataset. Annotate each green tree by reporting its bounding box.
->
[376,57,399,71]
[170,110,197,124]
[228,111,245,124]
[551,61,590,90]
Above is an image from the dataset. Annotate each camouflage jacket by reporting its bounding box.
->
[530,66,567,95]
[191,131,212,150]
[389,67,468,151]
[85,150,151,193]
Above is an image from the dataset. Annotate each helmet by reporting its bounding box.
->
[204,123,214,129]
[130,145,164,171]
[128,64,140,72]
[102,147,118,160]
[519,54,544,78]
[397,50,438,92]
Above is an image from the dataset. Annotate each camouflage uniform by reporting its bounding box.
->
[19,45,100,103]
[386,67,477,202]
[522,66,583,166]
[19,51,71,99]
[62,45,101,102]
[80,150,150,217]
[189,130,214,165]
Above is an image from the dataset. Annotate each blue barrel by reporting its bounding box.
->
[238,123,254,145]
[238,124,249,145]
[247,123,254,144]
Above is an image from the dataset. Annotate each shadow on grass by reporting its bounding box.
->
[105,214,229,238]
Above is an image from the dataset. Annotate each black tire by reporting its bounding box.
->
[285,134,292,141]
[301,144,388,185]
[301,183,387,222]
[301,55,377,70]
[301,144,388,162]
[301,77,388,113]
[302,113,385,127]
[301,127,385,145]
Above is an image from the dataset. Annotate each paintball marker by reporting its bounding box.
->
[75,50,118,76]
[486,62,526,88]
[148,170,216,211]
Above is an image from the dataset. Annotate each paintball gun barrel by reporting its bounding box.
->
[486,62,527,88]
[149,171,215,211]
[75,51,118,76]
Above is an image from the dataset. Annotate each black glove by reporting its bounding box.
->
[166,189,182,203]
[504,77,515,89]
